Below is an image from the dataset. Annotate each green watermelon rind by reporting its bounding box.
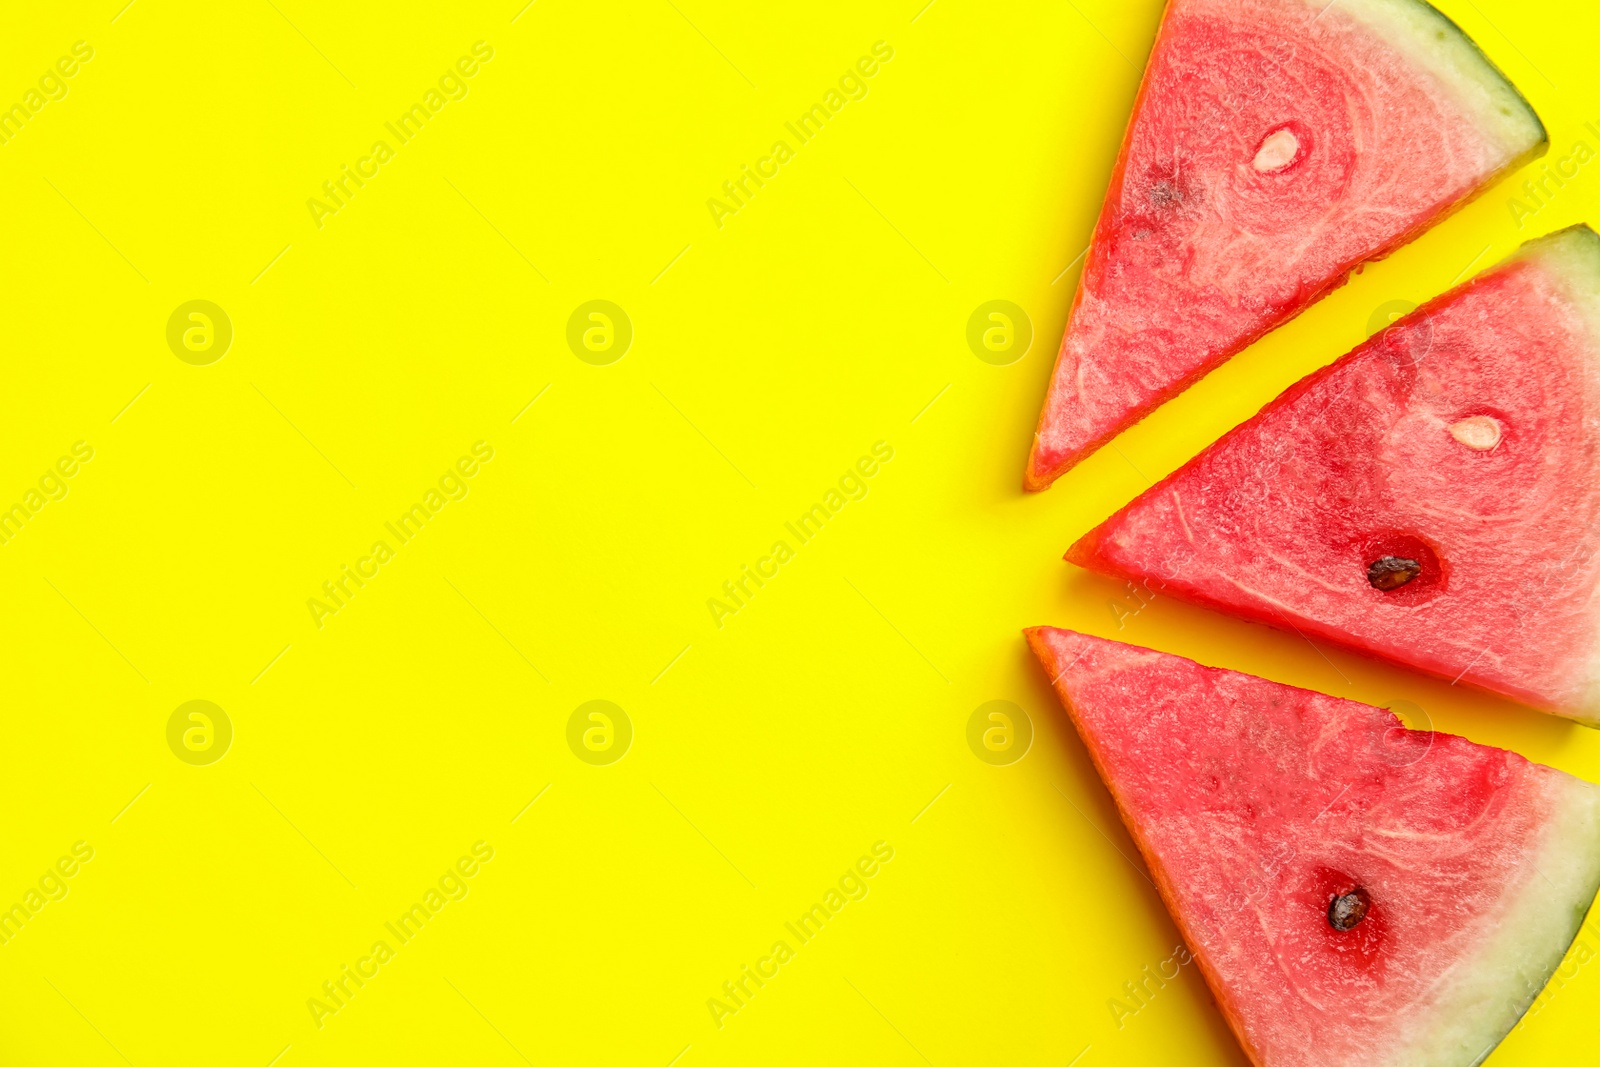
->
[1504,224,1600,720]
[1395,772,1600,1065]
[1336,0,1547,166]
[1505,222,1600,328]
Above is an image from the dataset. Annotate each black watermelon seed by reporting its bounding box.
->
[1328,888,1371,931]
[1367,556,1420,591]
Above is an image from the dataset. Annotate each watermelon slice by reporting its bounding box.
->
[1028,626,1600,1067]
[1027,0,1546,490]
[1068,226,1600,723]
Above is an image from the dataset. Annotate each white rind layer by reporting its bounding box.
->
[1503,226,1600,724]
[1385,768,1600,1066]
[1333,0,1546,164]
[1509,224,1600,346]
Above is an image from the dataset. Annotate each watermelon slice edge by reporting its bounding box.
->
[1067,224,1600,723]
[1028,625,1600,1067]
[1025,0,1548,491]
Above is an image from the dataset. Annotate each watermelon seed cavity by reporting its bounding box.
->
[1327,888,1371,931]
[1367,556,1421,591]
[1148,179,1185,210]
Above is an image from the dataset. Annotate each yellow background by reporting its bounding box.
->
[1,0,1597,1063]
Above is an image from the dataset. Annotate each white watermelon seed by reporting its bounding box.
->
[1252,128,1300,173]
[1449,415,1502,451]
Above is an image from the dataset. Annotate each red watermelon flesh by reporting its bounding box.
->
[1069,226,1600,723]
[1028,626,1600,1067]
[1027,0,1546,491]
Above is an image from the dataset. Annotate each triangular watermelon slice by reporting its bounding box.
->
[1028,626,1600,1066]
[1069,226,1600,723]
[1027,0,1546,490]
